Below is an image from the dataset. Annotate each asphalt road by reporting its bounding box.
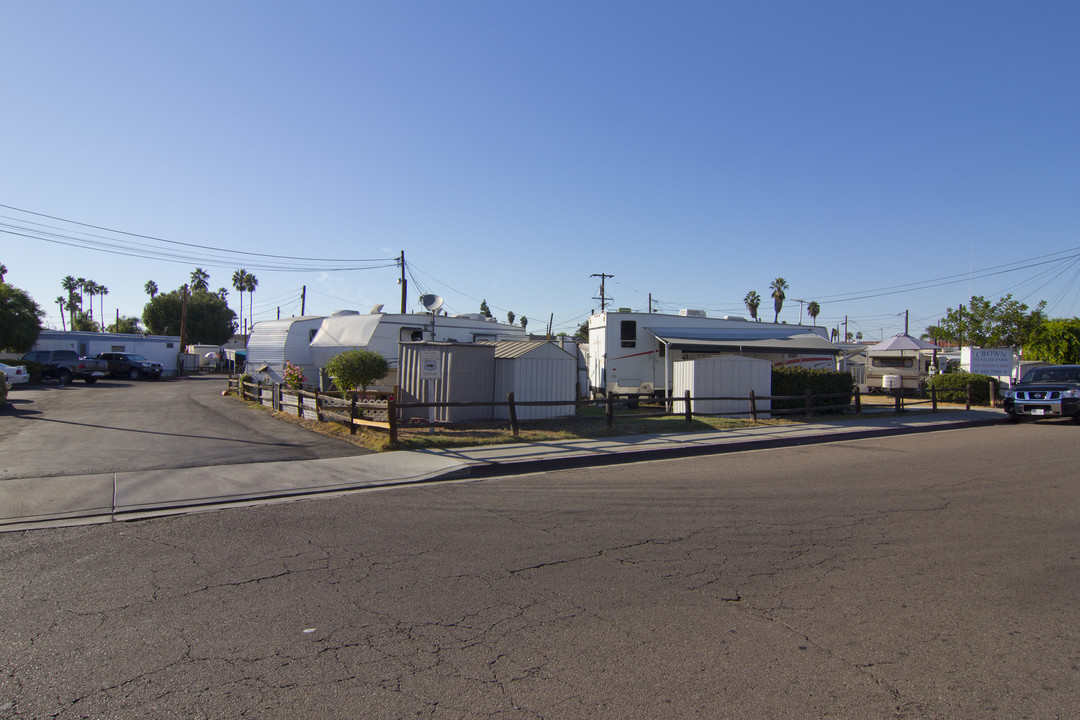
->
[0,374,365,481]
[2,422,1077,719]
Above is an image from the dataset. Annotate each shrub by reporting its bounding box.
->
[927,372,999,404]
[0,377,8,406]
[325,349,389,394]
[771,367,854,413]
[282,361,305,390]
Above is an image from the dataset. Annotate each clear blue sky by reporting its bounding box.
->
[3,1,1079,341]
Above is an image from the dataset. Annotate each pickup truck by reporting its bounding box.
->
[1003,364,1080,423]
[20,350,109,385]
[95,352,164,380]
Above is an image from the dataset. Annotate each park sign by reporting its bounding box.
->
[967,347,1015,376]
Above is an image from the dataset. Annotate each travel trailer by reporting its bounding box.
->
[245,316,327,386]
[588,309,839,399]
[308,309,527,391]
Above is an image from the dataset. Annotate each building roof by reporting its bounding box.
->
[646,326,840,355]
[477,340,575,359]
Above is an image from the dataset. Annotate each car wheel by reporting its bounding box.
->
[84,377,97,384]
[128,368,141,380]
[57,368,72,385]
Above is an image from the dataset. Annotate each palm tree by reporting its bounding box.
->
[84,281,98,322]
[98,285,108,329]
[76,277,88,310]
[61,275,80,328]
[0,262,7,283]
[807,301,820,325]
[216,287,229,302]
[56,296,67,331]
[232,269,247,333]
[144,280,158,299]
[190,267,210,292]
[770,277,789,323]
[244,272,258,333]
[743,291,761,321]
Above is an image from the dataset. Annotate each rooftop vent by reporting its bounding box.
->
[679,309,707,317]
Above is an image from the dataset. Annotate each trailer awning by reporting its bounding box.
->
[647,327,840,355]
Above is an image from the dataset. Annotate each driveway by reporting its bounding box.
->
[0,374,366,481]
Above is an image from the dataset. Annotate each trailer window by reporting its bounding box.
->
[620,321,636,348]
[872,357,914,369]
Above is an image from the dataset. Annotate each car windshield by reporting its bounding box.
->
[127,355,148,361]
[1024,367,1080,383]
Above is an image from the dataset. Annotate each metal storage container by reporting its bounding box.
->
[398,342,496,423]
[672,354,772,418]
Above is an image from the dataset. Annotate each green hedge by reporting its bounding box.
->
[927,372,999,404]
[771,367,854,413]
[0,377,8,406]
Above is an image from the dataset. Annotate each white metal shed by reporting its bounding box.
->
[245,316,326,387]
[398,342,496,423]
[483,341,577,420]
[672,354,772,418]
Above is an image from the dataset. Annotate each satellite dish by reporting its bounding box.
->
[420,294,444,312]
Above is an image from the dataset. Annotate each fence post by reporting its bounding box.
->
[257,381,263,405]
[854,385,861,415]
[273,383,280,412]
[805,389,813,420]
[684,390,693,423]
[931,384,938,412]
[508,391,519,437]
[314,388,321,422]
[894,390,902,414]
[297,390,304,419]
[965,383,972,411]
[749,390,758,422]
[989,380,996,408]
[350,391,358,435]
[388,395,398,444]
[605,394,614,428]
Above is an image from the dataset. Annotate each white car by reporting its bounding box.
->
[0,362,30,386]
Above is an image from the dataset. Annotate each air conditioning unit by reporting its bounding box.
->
[679,309,707,317]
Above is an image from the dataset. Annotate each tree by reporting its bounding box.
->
[145,280,158,299]
[55,296,67,331]
[520,316,528,330]
[0,283,45,352]
[807,301,820,324]
[98,285,108,327]
[324,349,389,394]
[925,294,1046,347]
[1025,318,1080,365]
[770,278,788,323]
[190,267,210,293]
[231,268,247,332]
[244,272,258,332]
[479,299,492,318]
[743,291,761,321]
[84,281,98,321]
[573,320,589,341]
[216,287,229,302]
[107,316,143,334]
[61,275,81,329]
[143,287,237,345]
[507,310,515,325]
[71,310,100,333]
[0,262,7,283]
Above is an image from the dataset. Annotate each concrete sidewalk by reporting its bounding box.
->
[0,407,1004,532]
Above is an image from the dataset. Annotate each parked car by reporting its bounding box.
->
[95,352,164,380]
[1003,365,1080,423]
[0,362,30,386]
[19,350,108,384]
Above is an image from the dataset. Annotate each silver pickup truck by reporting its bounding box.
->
[20,349,109,385]
[1003,365,1080,423]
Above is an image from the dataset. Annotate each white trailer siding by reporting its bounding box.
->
[588,311,839,397]
[672,355,772,418]
[32,331,183,375]
[245,316,326,387]
[309,311,527,393]
[488,341,576,420]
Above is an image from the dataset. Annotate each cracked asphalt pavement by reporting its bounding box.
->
[2,421,1079,718]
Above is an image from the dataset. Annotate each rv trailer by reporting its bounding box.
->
[308,309,527,391]
[588,309,839,399]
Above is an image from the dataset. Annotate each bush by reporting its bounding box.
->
[771,367,854,413]
[927,372,999,404]
[325,349,389,393]
[12,359,44,384]
[0,377,8,406]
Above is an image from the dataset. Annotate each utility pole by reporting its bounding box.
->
[591,273,614,312]
[904,309,909,335]
[399,251,407,314]
[844,315,849,342]
[179,285,189,377]
[301,285,306,315]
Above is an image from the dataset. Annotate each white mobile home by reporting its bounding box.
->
[31,330,183,375]
[309,309,527,392]
[245,316,327,387]
[588,310,839,398]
